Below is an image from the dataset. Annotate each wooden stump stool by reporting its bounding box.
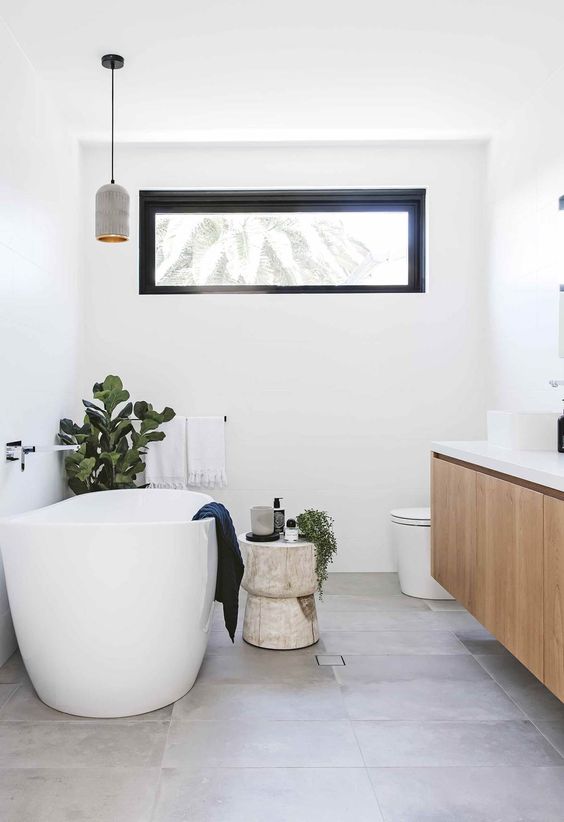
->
[239,535,319,650]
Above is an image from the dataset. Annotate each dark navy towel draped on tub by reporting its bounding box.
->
[193,502,244,641]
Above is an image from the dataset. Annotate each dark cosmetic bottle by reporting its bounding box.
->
[559,406,564,453]
[273,497,285,535]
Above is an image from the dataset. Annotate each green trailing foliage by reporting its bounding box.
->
[296,509,337,598]
[58,375,175,495]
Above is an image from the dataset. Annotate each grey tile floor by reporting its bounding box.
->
[0,573,563,821]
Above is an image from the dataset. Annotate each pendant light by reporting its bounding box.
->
[95,54,129,242]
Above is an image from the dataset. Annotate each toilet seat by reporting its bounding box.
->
[390,507,431,527]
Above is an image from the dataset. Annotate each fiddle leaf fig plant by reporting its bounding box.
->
[296,509,337,598]
[58,375,175,495]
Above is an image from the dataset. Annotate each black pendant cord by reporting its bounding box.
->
[111,65,115,184]
[101,54,124,185]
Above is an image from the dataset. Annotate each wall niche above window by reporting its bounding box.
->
[139,189,426,294]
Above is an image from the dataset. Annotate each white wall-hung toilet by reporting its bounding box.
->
[391,507,454,600]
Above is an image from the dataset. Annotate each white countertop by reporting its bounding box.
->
[432,441,564,493]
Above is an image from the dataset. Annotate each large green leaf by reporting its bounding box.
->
[143,431,166,444]
[103,375,123,393]
[93,389,111,404]
[133,400,149,419]
[60,418,79,436]
[116,436,129,454]
[129,459,146,476]
[116,449,141,472]
[82,399,104,412]
[94,387,130,414]
[84,405,108,424]
[111,420,133,446]
[85,411,109,437]
[76,457,96,482]
[140,418,159,434]
[107,389,130,413]
[114,402,133,422]
[68,477,89,495]
[116,470,139,483]
[99,451,120,466]
[64,457,81,477]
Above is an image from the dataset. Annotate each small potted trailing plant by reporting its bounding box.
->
[296,509,337,597]
[58,374,175,494]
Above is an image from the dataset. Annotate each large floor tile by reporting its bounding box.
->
[424,599,467,612]
[320,630,468,655]
[0,721,169,768]
[172,681,346,720]
[0,682,173,722]
[324,572,401,597]
[455,629,509,655]
[335,654,492,684]
[318,610,483,632]
[163,720,364,767]
[317,594,431,612]
[368,766,564,822]
[476,654,564,720]
[354,720,563,766]
[331,629,470,656]
[535,719,564,757]
[341,680,524,720]
[0,685,17,711]
[0,767,160,822]
[153,767,383,822]
[205,631,246,654]
[0,652,28,685]
[197,650,333,684]
[205,632,323,655]
[337,656,523,719]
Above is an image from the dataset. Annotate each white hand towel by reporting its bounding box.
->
[145,416,188,489]
[187,416,227,488]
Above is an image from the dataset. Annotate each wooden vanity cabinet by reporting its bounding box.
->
[431,453,562,698]
[544,496,564,700]
[431,458,477,612]
[475,473,543,679]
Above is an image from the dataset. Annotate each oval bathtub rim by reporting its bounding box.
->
[0,488,216,528]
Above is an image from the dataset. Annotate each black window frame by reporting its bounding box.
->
[139,188,426,294]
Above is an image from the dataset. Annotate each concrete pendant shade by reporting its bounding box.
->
[95,182,129,242]
[96,55,129,242]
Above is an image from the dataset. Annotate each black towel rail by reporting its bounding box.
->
[129,416,227,422]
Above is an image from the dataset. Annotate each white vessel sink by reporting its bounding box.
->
[487,411,559,451]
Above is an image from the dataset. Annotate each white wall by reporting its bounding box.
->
[487,66,564,412]
[80,141,487,571]
[0,19,80,663]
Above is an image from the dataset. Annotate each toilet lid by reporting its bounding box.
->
[390,507,431,526]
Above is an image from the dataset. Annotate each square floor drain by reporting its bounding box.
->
[316,654,345,666]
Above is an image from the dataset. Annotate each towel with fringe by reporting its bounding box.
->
[187,416,227,488]
[145,416,188,489]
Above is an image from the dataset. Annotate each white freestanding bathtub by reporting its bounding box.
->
[0,489,218,718]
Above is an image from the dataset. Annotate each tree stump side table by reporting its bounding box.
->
[238,535,319,650]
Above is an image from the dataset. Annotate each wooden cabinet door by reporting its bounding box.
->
[431,457,477,611]
[476,473,543,679]
[544,496,564,701]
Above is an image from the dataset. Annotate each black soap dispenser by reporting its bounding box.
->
[559,404,564,453]
[273,497,285,535]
